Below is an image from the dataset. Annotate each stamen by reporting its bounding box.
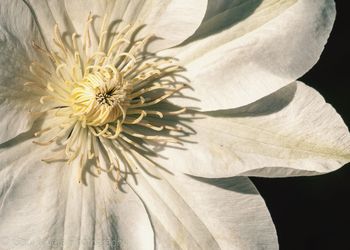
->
[28,14,189,185]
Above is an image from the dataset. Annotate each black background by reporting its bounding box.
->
[251,1,350,249]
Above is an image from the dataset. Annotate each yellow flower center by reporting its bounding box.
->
[27,14,188,185]
[71,68,131,127]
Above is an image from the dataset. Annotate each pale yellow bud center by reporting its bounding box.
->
[71,67,131,127]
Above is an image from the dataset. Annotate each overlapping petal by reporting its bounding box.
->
[156,82,350,178]
[166,0,336,111]
[128,167,277,249]
[0,120,154,250]
[0,0,47,143]
[24,0,208,52]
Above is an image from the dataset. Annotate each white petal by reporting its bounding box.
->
[128,169,277,249]
[118,0,208,51]
[201,0,236,22]
[22,0,76,49]
[156,82,350,178]
[0,0,44,56]
[0,124,154,250]
[165,0,335,110]
[189,0,265,41]
[0,0,46,143]
[25,0,207,52]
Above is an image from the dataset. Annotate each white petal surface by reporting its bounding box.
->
[166,0,335,110]
[0,0,46,143]
[156,82,350,178]
[128,169,277,249]
[187,0,266,41]
[22,0,76,49]
[25,0,207,52]
[0,122,154,250]
[202,0,236,22]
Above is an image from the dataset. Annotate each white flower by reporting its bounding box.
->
[0,0,349,249]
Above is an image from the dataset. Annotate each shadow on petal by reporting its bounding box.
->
[204,82,297,118]
[187,175,258,194]
[0,116,45,149]
[182,0,262,45]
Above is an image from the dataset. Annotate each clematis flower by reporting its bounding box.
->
[0,0,349,249]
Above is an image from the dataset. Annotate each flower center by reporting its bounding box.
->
[27,14,188,185]
[71,68,131,127]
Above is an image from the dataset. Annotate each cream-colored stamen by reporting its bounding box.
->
[71,68,131,127]
[27,14,188,185]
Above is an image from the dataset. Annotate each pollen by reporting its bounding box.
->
[27,13,188,185]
